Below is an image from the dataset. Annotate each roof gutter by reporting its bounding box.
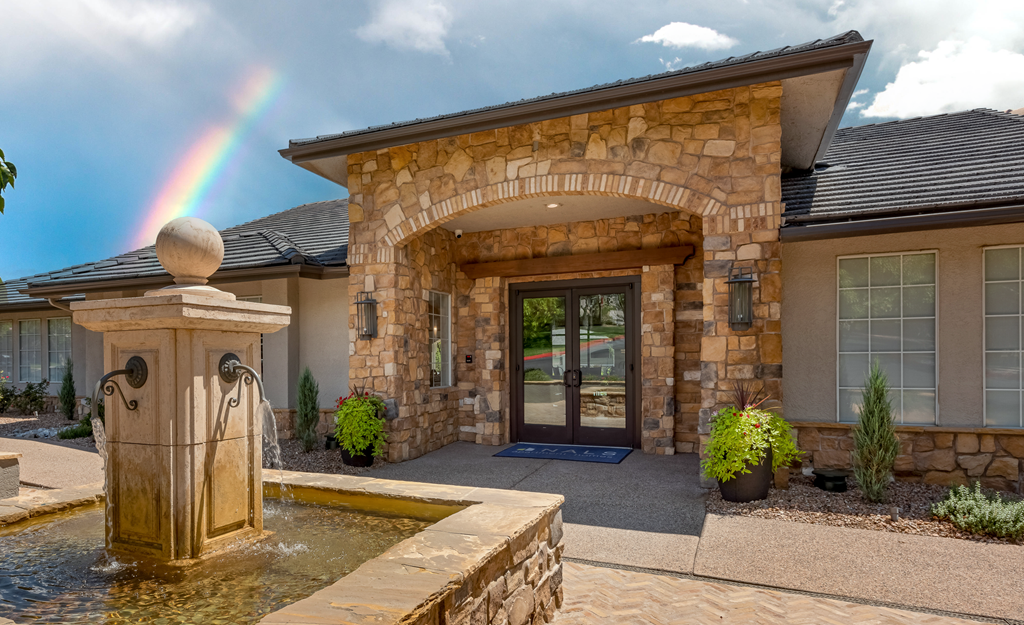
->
[280,39,873,165]
[781,202,1024,242]
[21,264,349,299]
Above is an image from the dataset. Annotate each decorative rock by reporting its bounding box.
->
[957,454,992,477]
[986,457,1020,480]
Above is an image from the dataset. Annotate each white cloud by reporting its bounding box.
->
[659,57,685,71]
[862,38,1024,118]
[846,101,865,110]
[357,0,453,58]
[77,0,200,47]
[853,89,869,97]
[636,22,737,51]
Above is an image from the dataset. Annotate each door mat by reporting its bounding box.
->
[494,444,632,464]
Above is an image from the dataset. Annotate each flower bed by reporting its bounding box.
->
[707,475,1023,546]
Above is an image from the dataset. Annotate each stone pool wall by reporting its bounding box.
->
[790,422,1024,494]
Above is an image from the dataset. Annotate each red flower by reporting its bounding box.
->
[754,423,761,428]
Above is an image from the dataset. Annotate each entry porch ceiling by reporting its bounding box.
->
[282,34,870,185]
[440,195,674,234]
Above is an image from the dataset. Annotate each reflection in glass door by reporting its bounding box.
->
[513,280,636,448]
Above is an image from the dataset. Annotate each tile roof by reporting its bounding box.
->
[781,109,1024,222]
[1,198,348,309]
[288,31,865,148]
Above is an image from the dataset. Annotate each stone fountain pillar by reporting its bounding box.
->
[71,217,290,564]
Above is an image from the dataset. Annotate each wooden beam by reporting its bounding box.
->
[459,245,695,280]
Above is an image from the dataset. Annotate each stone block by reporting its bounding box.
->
[505,586,535,625]
[894,455,915,472]
[0,455,20,500]
[980,434,996,453]
[955,433,980,454]
[914,434,934,452]
[957,454,992,477]
[923,470,968,487]
[997,434,1024,458]
[915,448,956,472]
[813,449,851,470]
[933,433,954,449]
[986,457,1020,480]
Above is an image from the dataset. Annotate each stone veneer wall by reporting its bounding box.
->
[455,211,703,454]
[344,83,785,462]
[791,422,1024,494]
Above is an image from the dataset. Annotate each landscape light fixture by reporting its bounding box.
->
[355,291,378,339]
[546,203,561,208]
[726,267,755,331]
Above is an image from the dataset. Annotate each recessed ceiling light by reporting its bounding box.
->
[546,203,561,208]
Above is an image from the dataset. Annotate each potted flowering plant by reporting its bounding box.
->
[702,381,801,503]
[334,383,387,467]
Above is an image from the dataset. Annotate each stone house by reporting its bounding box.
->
[5,30,1024,493]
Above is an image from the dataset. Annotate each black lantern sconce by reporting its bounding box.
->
[726,267,755,331]
[355,291,378,339]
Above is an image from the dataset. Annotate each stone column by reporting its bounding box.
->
[72,218,290,563]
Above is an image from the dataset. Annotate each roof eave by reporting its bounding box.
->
[280,39,873,170]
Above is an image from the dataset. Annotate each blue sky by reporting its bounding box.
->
[3,0,1024,281]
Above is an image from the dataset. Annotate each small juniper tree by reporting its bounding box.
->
[853,361,900,503]
[59,359,77,420]
[296,367,321,453]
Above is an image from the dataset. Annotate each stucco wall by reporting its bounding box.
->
[0,307,94,397]
[298,277,349,408]
[782,222,1024,427]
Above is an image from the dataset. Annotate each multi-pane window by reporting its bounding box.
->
[984,246,1024,427]
[47,317,72,381]
[837,253,937,424]
[428,291,451,388]
[19,319,42,383]
[0,321,12,382]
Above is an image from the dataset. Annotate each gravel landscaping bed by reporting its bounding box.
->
[0,411,74,438]
[707,474,1022,546]
[266,438,385,475]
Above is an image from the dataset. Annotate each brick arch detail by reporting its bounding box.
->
[379,173,726,250]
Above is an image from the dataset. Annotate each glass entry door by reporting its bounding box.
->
[512,279,637,447]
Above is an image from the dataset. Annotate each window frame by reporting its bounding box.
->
[982,244,1024,428]
[0,320,12,383]
[19,319,43,383]
[47,317,72,381]
[835,250,940,425]
[427,290,452,388]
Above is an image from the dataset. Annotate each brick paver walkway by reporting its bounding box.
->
[555,562,982,625]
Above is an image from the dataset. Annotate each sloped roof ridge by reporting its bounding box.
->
[289,31,864,147]
[258,229,323,266]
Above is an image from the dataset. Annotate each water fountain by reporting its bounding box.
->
[0,217,565,625]
[72,216,290,564]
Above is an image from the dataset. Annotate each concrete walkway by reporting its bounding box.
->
[0,437,103,489]
[369,442,707,572]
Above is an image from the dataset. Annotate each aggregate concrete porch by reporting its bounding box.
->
[369,441,707,573]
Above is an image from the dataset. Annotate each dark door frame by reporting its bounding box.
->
[509,275,641,448]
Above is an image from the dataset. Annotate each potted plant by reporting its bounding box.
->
[702,381,801,503]
[334,384,387,467]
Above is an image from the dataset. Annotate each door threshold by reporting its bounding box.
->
[516,441,633,450]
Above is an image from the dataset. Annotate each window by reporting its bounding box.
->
[984,246,1024,427]
[47,317,72,381]
[0,321,12,382]
[428,291,451,387]
[837,253,936,424]
[19,319,42,383]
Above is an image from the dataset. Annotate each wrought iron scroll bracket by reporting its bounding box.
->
[218,353,267,407]
[92,355,148,416]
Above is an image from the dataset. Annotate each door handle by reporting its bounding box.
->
[563,370,572,387]
[573,369,582,387]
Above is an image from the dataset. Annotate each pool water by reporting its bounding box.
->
[0,499,431,624]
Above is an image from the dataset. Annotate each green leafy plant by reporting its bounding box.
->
[0,371,13,414]
[59,417,93,439]
[0,148,16,215]
[296,367,321,453]
[853,361,900,502]
[524,368,552,381]
[12,379,48,414]
[59,359,77,420]
[932,482,1024,541]
[334,383,387,458]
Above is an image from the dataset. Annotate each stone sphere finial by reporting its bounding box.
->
[155,217,224,285]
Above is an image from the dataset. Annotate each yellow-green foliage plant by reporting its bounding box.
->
[334,384,387,458]
[853,361,900,503]
[702,382,801,482]
[931,482,1024,540]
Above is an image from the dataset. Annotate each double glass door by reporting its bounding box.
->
[512,280,636,447]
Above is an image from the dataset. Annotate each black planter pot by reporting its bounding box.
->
[324,436,340,450]
[341,448,375,467]
[718,448,773,503]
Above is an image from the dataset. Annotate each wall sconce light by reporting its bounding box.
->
[726,267,755,331]
[355,291,378,339]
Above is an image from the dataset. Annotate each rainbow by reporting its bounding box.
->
[132,66,285,249]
